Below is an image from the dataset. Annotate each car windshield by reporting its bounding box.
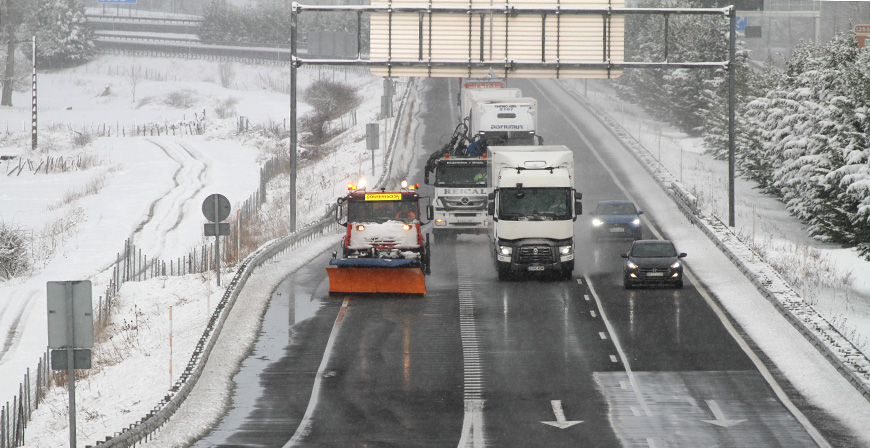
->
[631,242,677,258]
[499,188,572,220]
[435,165,487,187]
[596,202,637,215]
[348,200,418,223]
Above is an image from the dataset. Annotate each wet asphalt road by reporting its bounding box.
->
[191,78,841,447]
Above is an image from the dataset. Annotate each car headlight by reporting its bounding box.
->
[670,261,681,269]
[559,245,573,255]
[631,218,641,226]
[626,261,638,269]
[592,218,603,227]
[499,246,513,256]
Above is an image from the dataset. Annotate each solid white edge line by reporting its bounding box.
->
[684,268,832,448]
[530,79,830,447]
[283,297,350,447]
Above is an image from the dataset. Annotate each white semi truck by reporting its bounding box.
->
[487,146,582,280]
[424,123,489,242]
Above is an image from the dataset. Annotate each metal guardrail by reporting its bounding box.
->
[90,77,416,448]
[558,81,870,403]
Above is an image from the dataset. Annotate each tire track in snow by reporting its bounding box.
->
[131,139,208,260]
[0,291,35,365]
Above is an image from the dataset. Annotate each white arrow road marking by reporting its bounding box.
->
[701,400,746,428]
[541,400,584,429]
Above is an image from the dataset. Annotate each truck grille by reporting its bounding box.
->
[442,197,486,209]
[517,246,554,264]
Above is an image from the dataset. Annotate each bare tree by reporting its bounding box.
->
[1,0,30,107]
[127,64,143,104]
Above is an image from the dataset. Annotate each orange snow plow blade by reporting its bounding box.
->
[326,265,426,295]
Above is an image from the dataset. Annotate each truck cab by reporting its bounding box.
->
[488,146,582,280]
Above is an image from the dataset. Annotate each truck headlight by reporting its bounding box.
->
[356,225,365,231]
[592,218,603,227]
[559,245,573,255]
[435,219,446,226]
[498,246,513,256]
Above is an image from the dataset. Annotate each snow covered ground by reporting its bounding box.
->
[2,53,870,447]
[0,54,397,446]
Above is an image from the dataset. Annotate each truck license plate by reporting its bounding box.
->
[609,228,625,232]
[645,272,665,277]
[528,266,545,272]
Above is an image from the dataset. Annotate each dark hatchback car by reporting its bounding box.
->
[621,240,686,289]
[590,200,643,240]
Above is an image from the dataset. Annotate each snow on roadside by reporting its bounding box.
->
[0,54,386,446]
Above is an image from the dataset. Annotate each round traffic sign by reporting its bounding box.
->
[202,194,231,222]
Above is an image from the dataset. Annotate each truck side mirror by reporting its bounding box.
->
[336,198,347,226]
[487,201,495,216]
[537,135,544,145]
[487,192,495,200]
[426,205,434,221]
[424,171,430,185]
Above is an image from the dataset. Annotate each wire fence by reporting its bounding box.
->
[1,122,290,448]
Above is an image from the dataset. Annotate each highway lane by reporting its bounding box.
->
[189,77,831,447]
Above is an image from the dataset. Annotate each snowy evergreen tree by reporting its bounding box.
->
[23,0,94,68]
[744,33,870,256]
[619,0,731,136]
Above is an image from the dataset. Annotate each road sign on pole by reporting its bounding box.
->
[366,123,379,176]
[46,280,94,448]
[202,194,231,286]
[47,281,94,350]
[855,25,870,48]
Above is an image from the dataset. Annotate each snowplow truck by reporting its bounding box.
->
[327,182,433,295]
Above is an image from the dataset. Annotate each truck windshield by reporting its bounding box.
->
[348,200,419,223]
[483,131,536,146]
[498,188,572,220]
[435,165,488,187]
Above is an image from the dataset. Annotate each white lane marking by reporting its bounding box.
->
[540,400,584,429]
[457,249,486,448]
[599,332,607,340]
[647,438,658,448]
[610,355,618,363]
[701,400,746,428]
[459,399,485,447]
[590,310,597,318]
[284,298,351,447]
[533,79,832,448]
[584,294,591,302]
[587,277,653,417]
[632,406,642,417]
[684,268,831,447]
[576,278,584,285]
[619,381,628,390]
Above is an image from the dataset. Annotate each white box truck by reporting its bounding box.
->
[469,97,540,146]
[487,146,582,280]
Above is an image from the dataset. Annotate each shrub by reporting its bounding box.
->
[0,221,29,280]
